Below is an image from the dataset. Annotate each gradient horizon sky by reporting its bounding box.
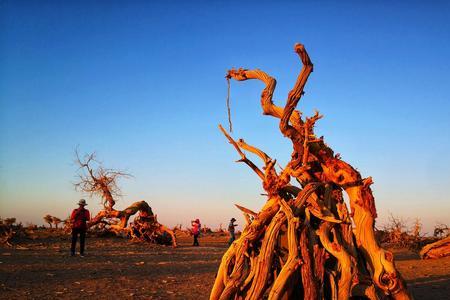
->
[1,1,449,233]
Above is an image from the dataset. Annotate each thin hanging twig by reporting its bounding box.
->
[226,77,233,132]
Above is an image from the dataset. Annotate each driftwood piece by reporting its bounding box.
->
[420,236,450,259]
[211,43,411,299]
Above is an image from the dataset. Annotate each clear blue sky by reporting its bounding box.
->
[1,1,449,233]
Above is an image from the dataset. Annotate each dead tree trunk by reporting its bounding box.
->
[210,43,411,299]
[74,151,177,247]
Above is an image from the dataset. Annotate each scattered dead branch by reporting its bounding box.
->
[210,43,411,299]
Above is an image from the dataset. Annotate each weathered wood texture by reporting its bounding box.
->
[210,43,411,299]
[420,236,450,259]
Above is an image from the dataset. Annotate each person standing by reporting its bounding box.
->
[191,219,201,246]
[70,199,90,257]
[228,218,238,245]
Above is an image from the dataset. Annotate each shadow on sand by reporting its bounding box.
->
[408,274,450,299]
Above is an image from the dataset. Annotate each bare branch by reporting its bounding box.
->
[234,204,257,217]
[73,150,131,209]
[219,125,264,180]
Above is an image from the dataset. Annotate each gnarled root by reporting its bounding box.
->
[268,200,300,300]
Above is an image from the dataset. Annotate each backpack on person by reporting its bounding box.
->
[72,208,88,229]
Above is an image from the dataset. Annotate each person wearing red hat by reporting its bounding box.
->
[70,199,90,257]
[191,218,201,246]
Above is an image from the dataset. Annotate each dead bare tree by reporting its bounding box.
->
[433,223,449,239]
[210,43,411,299]
[51,217,62,229]
[381,213,410,248]
[43,215,63,229]
[74,151,177,247]
[74,151,130,210]
[43,214,53,228]
[410,218,422,239]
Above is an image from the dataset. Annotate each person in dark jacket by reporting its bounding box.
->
[70,199,90,257]
[228,218,237,246]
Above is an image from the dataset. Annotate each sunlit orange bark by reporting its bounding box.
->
[210,43,411,299]
[420,236,450,259]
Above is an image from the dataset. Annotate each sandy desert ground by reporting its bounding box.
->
[1,232,449,300]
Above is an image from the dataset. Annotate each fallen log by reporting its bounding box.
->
[420,236,450,259]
